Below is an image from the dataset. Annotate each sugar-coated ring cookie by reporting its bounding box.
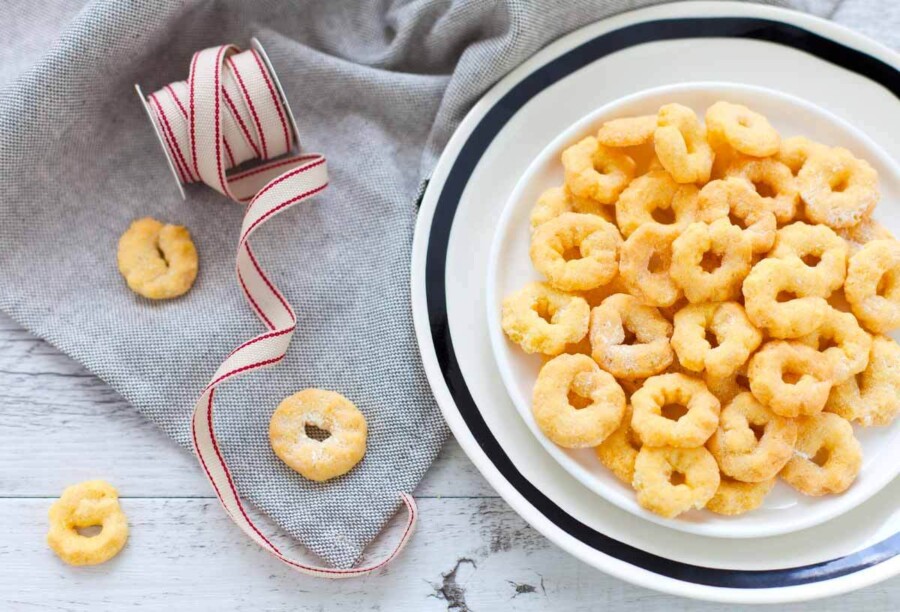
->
[697,177,776,254]
[589,294,674,379]
[117,217,198,300]
[672,302,761,378]
[562,136,636,203]
[269,389,367,482]
[671,219,753,303]
[533,354,626,448]
[619,223,683,307]
[631,373,720,448]
[837,217,894,254]
[780,412,862,496]
[705,364,751,407]
[844,239,900,334]
[742,258,830,338]
[827,335,900,427]
[595,404,642,484]
[614,171,705,237]
[777,135,828,176]
[47,480,128,566]
[654,103,713,184]
[633,446,720,518]
[748,341,834,418]
[706,476,776,516]
[705,101,780,157]
[501,282,590,355]
[530,213,621,291]
[726,157,799,223]
[768,222,848,294]
[708,392,798,482]
[597,115,657,147]
[799,307,872,384]
[530,186,615,228]
[798,147,879,229]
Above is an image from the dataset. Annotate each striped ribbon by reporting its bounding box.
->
[143,43,416,577]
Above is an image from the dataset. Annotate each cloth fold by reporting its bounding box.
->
[3,0,888,569]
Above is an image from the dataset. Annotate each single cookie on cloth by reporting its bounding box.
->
[47,480,128,566]
[269,389,367,482]
[117,217,198,299]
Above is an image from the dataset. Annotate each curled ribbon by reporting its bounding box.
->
[142,43,416,576]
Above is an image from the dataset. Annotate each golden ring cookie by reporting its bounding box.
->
[631,373,720,448]
[706,101,780,157]
[798,307,872,384]
[671,219,753,303]
[501,281,590,355]
[671,301,762,378]
[697,177,776,254]
[117,217,198,299]
[826,335,900,427]
[798,147,879,229]
[780,412,862,496]
[530,212,621,291]
[562,136,636,203]
[619,223,683,307]
[614,170,704,237]
[726,157,799,223]
[769,222,849,294]
[589,293,673,379]
[708,392,798,482]
[706,476,776,516]
[748,340,834,418]
[742,258,829,338]
[269,389,367,482]
[654,103,713,184]
[47,480,128,566]
[597,115,657,147]
[533,354,626,448]
[633,446,720,518]
[844,239,900,334]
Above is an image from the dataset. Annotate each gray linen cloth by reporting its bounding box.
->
[2,0,891,568]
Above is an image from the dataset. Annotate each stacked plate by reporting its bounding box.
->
[411,2,900,603]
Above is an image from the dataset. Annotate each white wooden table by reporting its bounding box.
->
[1,311,898,610]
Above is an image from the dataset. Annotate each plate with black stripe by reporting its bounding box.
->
[411,1,900,603]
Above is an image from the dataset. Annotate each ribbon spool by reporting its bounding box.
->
[135,40,416,577]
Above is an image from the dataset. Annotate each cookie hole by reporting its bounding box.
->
[811,446,831,467]
[700,250,723,273]
[776,290,798,303]
[876,273,892,297]
[534,300,554,324]
[782,370,802,385]
[704,329,719,349]
[749,422,766,442]
[76,525,103,538]
[562,245,582,262]
[648,252,667,274]
[567,390,593,410]
[651,206,676,225]
[753,180,776,199]
[830,173,850,193]
[801,253,821,267]
[304,423,331,442]
[669,470,687,486]
[661,403,689,421]
[728,211,748,230]
[817,336,839,352]
[622,326,638,346]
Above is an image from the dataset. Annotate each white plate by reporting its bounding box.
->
[412,1,900,603]
[486,82,900,539]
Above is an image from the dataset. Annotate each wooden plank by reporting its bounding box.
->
[0,313,493,499]
[3,496,897,610]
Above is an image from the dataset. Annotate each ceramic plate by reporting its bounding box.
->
[486,82,900,539]
[412,1,900,603]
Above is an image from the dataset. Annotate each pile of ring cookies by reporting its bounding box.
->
[502,101,900,519]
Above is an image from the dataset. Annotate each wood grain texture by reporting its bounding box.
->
[1,312,898,610]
